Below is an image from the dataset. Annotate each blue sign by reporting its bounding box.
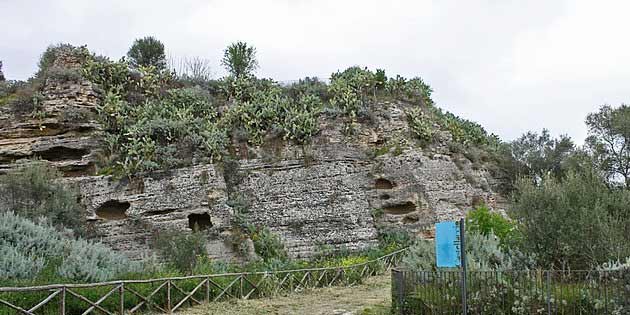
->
[435,221,461,267]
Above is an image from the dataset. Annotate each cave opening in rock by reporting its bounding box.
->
[383,201,416,215]
[188,212,213,231]
[95,200,130,220]
[379,194,391,200]
[37,147,89,161]
[375,178,395,189]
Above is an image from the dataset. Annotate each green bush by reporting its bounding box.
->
[0,160,84,234]
[82,54,173,100]
[328,66,376,118]
[221,41,258,78]
[378,227,414,252]
[466,205,519,248]
[402,230,516,272]
[3,82,44,115]
[512,167,630,269]
[96,87,226,176]
[227,82,322,145]
[0,212,139,282]
[246,225,288,262]
[406,107,435,144]
[284,77,329,101]
[428,107,494,147]
[152,229,207,274]
[127,36,167,70]
[44,66,83,82]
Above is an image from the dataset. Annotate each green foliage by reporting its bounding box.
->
[378,228,414,252]
[37,43,88,77]
[406,107,435,144]
[374,69,387,91]
[221,41,258,78]
[432,108,492,146]
[585,104,630,188]
[402,230,516,272]
[328,66,376,118]
[512,167,630,269]
[0,212,139,282]
[510,129,575,180]
[127,36,167,70]
[466,205,519,247]
[82,54,172,99]
[404,77,434,106]
[152,229,207,274]
[227,82,322,145]
[97,87,226,176]
[44,66,83,82]
[386,75,407,97]
[246,225,288,262]
[281,94,322,143]
[2,81,44,115]
[0,160,84,234]
[284,77,329,101]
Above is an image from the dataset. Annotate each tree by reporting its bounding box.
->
[0,61,5,81]
[127,36,166,70]
[512,166,630,269]
[221,41,258,78]
[509,129,575,180]
[585,104,630,188]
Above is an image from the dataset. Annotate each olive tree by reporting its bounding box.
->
[585,104,630,188]
[509,129,575,180]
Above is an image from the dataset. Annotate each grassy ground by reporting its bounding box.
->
[171,274,392,315]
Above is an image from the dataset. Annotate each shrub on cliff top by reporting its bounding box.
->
[221,41,259,78]
[127,36,167,70]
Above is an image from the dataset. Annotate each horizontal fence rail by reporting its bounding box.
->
[392,269,630,315]
[0,248,407,315]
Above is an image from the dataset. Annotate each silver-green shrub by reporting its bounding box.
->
[57,239,139,282]
[401,230,514,272]
[0,212,140,282]
[0,246,45,280]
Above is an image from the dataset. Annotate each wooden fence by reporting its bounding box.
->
[0,248,407,315]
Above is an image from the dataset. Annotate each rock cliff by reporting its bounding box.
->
[0,58,506,261]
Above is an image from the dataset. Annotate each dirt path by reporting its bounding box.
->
[173,274,392,315]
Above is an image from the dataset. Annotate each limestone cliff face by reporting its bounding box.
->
[0,67,506,261]
[0,52,100,176]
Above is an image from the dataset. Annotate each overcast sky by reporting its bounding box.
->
[2,0,629,143]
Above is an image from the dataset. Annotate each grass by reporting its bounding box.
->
[175,274,392,315]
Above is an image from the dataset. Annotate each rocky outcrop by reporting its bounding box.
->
[0,49,100,176]
[62,101,503,260]
[69,164,234,259]
[0,56,506,260]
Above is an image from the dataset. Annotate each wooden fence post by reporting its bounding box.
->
[59,287,65,315]
[206,277,210,303]
[119,282,124,315]
[166,280,172,314]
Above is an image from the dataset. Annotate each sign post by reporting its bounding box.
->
[459,218,467,315]
[435,219,467,314]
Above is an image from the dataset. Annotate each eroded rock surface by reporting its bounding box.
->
[1,59,506,260]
